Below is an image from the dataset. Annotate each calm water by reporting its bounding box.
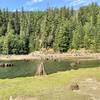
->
[0,59,100,79]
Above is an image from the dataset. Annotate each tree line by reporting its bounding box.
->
[0,3,100,54]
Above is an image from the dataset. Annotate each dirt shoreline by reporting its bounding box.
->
[0,52,100,61]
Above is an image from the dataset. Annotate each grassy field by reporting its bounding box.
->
[0,67,100,100]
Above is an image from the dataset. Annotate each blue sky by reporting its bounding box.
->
[0,0,100,11]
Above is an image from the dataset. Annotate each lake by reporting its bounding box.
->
[0,59,100,79]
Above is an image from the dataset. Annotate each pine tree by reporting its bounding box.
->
[0,36,4,54]
[96,13,100,51]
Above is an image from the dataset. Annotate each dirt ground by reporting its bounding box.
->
[73,78,100,100]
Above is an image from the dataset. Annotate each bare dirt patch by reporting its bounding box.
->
[73,78,100,100]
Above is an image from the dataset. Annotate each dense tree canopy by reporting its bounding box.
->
[0,3,100,54]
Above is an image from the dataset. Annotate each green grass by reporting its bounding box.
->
[0,67,100,100]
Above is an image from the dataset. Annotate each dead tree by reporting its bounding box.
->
[35,62,46,76]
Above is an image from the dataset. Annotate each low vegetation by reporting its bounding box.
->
[0,67,100,100]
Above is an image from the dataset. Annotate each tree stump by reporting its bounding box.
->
[70,83,79,90]
[35,62,46,76]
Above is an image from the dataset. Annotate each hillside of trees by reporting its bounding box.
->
[0,3,100,54]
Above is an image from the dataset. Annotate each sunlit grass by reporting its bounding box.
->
[0,67,100,99]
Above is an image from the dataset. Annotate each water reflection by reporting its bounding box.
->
[0,59,99,79]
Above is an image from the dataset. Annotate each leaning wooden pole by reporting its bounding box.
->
[35,62,46,76]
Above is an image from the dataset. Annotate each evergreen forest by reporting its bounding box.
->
[0,2,100,54]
